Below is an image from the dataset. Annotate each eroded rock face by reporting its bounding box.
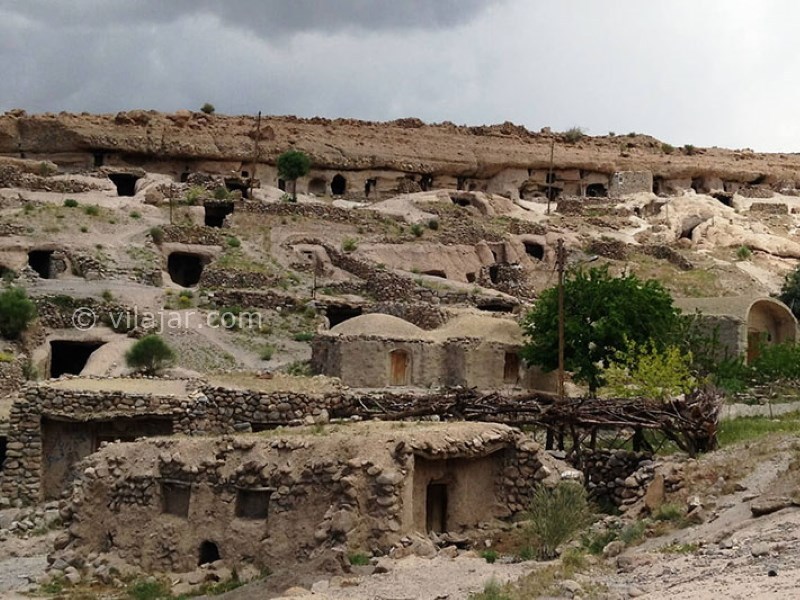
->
[4,111,800,189]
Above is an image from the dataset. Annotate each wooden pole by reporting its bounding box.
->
[557,238,566,402]
[546,138,555,214]
[248,111,261,200]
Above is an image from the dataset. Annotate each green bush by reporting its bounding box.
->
[480,549,498,563]
[348,552,370,566]
[563,126,586,144]
[470,579,511,600]
[342,237,358,252]
[129,210,141,220]
[293,331,314,342]
[149,226,164,245]
[124,335,176,375]
[126,577,172,600]
[684,144,697,155]
[213,186,231,200]
[63,198,79,208]
[410,223,424,237]
[286,360,312,376]
[185,185,206,205]
[0,287,36,339]
[427,218,440,230]
[752,342,800,382]
[524,482,590,560]
[661,143,675,154]
[200,102,215,115]
[736,245,752,260]
[226,235,241,248]
[84,204,100,216]
[79,226,88,233]
[101,289,114,302]
[260,345,275,361]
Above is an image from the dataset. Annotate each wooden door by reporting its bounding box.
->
[390,350,409,386]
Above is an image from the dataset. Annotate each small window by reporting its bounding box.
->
[162,481,190,518]
[235,489,271,520]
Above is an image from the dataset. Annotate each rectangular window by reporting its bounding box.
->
[161,481,191,518]
[236,489,271,520]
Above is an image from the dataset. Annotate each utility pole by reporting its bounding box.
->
[546,138,555,215]
[556,238,567,403]
[248,111,261,200]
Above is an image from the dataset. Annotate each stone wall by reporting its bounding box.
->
[609,171,654,198]
[52,423,572,575]
[198,268,279,290]
[161,225,223,246]
[581,449,655,510]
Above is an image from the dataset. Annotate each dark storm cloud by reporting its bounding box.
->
[0,0,499,34]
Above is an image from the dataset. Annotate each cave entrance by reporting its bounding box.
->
[108,173,140,197]
[49,340,106,378]
[180,171,191,183]
[652,177,664,195]
[476,299,515,313]
[422,270,447,279]
[488,265,500,283]
[450,193,472,208]
[0,436,6,472]
[712,191,733,207]
[93,152,105,168]
[278,179,286,192]
[523,242,545,260]
[425,483,448,534]
[224,178,249,199]
[308,178,327,196]
[204,202,234,227]
[364,178,377,198]
[198,541,221,566]
[420,174,434,192]
[168,252,204,288]
[326,305,363,328]
[331,174,347,196]
[585,183,608,198]
[28,250,54,279]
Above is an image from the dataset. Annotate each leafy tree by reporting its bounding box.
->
[601,340,697,401]
[778,265,800,318]
[277,150,311,201]
[0,286,36,339]
[200,102,215,114]
[125,334,176,375]
[521,266,679,395]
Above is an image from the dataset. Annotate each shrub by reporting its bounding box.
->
[348,552,370,566]
[712,355,751,393]
[63,198,79,208]
[736,245,752,260]
[601,340,697,401]
[752,342,800,382]
[0,351,13,362]
[0,287,36,339]
[124,335,176,375]
[410,223,424,237]
[260,345,275,361]
[480,549,498,564]
[126,578,173,600]
[286,360,312,376]
[213,186,230,200]
[226,235,241,248]
[563,126,585,144]
[293,331,314,342]
[101,289,114,302]
[200,102,215,115]
[149,226,164,245]
[185,185,206,205]
[684,144,697,155]
[524,482,590,560]
[129,210,141,220]
[79,226,88,233]
[342,237,358,252]
[661,143,675,154]
[84,204,100,216]
[427,218,440,230]
[280,193,295,203]
[470,578,511,600]
[652,503,684,522]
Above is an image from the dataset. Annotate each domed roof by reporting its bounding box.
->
[327,314,429,340]
[434,314,522,344]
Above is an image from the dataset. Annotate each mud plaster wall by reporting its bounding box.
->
[609,171,654,198]
[55,426,563,574]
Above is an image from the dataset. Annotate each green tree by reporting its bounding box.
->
[601,340,697,401]
[276,150,311,201]
[125,335,176,375]
[200,102,215,114]
[521,266,679,395]
[0,286,36,339]
[778,265,800,318]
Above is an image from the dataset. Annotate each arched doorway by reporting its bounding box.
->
[331,174,347,196]
[308,178,327,196]
[389,349,410,386]
[746,298,798,363]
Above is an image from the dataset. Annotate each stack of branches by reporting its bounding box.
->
[348,387,722,459]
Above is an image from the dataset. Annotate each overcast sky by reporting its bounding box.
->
[1,0,798,152]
